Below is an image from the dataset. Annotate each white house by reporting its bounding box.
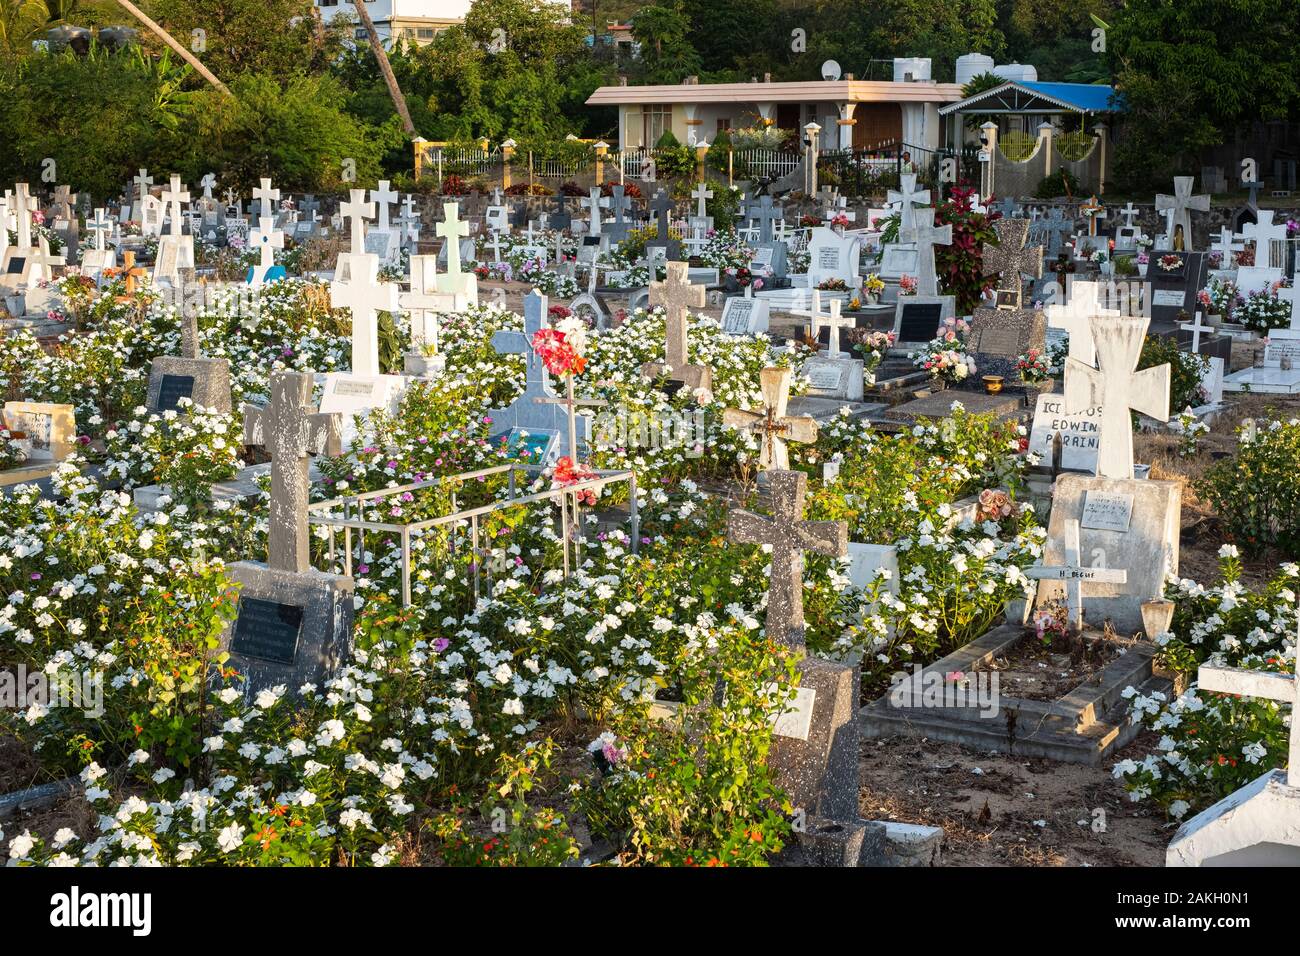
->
[316,0,571,46]
[586,59,964,152]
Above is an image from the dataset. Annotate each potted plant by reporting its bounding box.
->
[1136,250,1149,277]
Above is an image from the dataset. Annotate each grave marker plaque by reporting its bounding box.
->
[157,374,196,413]
[1081,490,1134,532]
[230,597,304,665]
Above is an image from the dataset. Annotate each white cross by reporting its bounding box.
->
[1064,314,1171,479]
[1118,201,1140,228]
[807,291,854,358]
[200,173,216,199]
[330,253,400,377]
[435,202,470,281]
[581,187,608,236]
[1278,284,1300,331]
[401,254,456,353]
[691,181,713,218]
[371,179,398,232]
[12,183,35,249]
[1242,212,1288,269]
[249,216,285,274]
[253,177,280,221]
[1046,280,1117,367]
[1211,227,1244,264]
[1025,520,1128,632]
[0,194,9,258]
[340,188,374,256]
[910,218,952,296]
[161,174,190,237]
[88,208,112,251]
[1179,310,1212,352]
[886,173,930,235]
[1198,641,1300,787]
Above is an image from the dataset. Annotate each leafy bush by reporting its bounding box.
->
[1034,168,1082,199]
[1199,418,1300,556]
[1139,334,1208,413]
[938,187,1002,314]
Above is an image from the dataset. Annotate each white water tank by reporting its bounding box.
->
[992,62,1038,82]
[892,57,931,82]
[955,53,996,86]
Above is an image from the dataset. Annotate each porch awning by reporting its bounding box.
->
[937,81,1120,117]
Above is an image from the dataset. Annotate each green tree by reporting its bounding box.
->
[1108,0,1300,189]
[630,3,700,84]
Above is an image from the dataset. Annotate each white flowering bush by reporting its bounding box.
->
[1115,550,1298,817]
[103,401,244,504]
[0,427,27,471]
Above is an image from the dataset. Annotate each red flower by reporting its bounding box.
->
[531,328,585,377]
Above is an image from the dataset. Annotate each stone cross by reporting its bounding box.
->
[200,173,216,200]
[1046,280,1117,367]
[910,217,952,296]
[983,217,1043,295]
[746,195,783,245]
[723,367,817,472]
[991,197,1019,219]
[222,187,238,209]
[1199,649,1300,787]
[51,185,74,222]
[642,261,709,391]
[435,202,470,279]
[0,194,8,258]
[1154,177,1210,252]
[1179,310,1212,352]
[727,470,848,648]
[253,177,280,221]
[649,190,674,242]
[330,252,400,377]
[134,168,153,207]
[1118,201,1140,228]
[88,208,112,251]
[606,186,633,244]
[1039,207,1075,258]
[1025,519,1128,632]
[340,188,374,256]
[691,181,713,218]
[886,173,931,234]
[1242,212,1288,268]
[1210,227,1243,265]
[241,370,340,575]
[581,187,608,236]
[13,183,35,249]
[814,295,855,358]
[371,179,398,232]
[492,291,553,396]
[1064,314,1170,479]
[179,305,201,360]
[162,174,189,236]
[250,216,285,275]
[400,255,449,352]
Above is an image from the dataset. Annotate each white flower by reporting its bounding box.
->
[8,831,35,859]
[217,824,244,853]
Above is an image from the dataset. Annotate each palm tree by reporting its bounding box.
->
[352,0,415,138]
[112,0,231,96]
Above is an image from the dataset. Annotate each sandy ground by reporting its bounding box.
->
[859,733,1172,866]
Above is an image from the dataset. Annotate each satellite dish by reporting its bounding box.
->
[821,60,842,81]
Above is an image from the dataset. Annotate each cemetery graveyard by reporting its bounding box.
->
[2,9,1300,886]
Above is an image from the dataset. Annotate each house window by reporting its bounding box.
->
[418,28,435,39]
[716,118,732,135]
[639,106,671,146]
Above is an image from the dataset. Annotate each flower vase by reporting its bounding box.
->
[1137,263,1148,277]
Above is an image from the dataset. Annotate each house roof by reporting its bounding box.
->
[586,79,965,107]
[938,81,1120,116]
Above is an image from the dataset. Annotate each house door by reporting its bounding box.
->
[853,104,903,150]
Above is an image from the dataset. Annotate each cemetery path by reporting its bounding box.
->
[859,734,1170,866]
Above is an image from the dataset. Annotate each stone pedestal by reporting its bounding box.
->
[147,355,232,415]
[217,561,355,699]
[1167,769,1300,866]
[771,656,860,823]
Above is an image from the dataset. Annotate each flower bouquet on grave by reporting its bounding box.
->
[1157,253,1184,273]
[1015,347,1052,384]
[1136,250,1150,276]
[551,455,600,505]
[1237,284,1293,333]
[911,323,975,386]
[816,277,849,292]
[830,211,850,233]
[846,327,895,383]
[725,265,760,288]
[800,214,820,228]
[1235,244,1256,267]
[1032,600,1069,647]
[898,274,918,297]
[862,272,885,305]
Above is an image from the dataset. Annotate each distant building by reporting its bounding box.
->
[586,59,964,152]
[316,0,572,47]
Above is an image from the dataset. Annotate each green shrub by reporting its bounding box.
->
[1139,334,1208,413]
[1034,168,1082,199]
[1199,418,1300,557]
